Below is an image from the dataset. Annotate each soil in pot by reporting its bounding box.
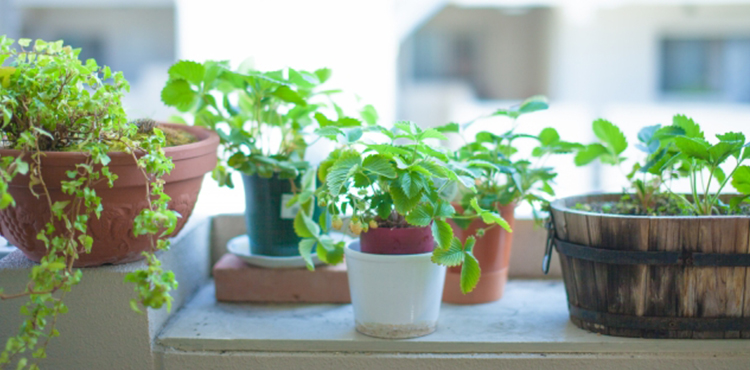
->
[242,173,326,257]
[443,203,516,304]
[0,123,219,267]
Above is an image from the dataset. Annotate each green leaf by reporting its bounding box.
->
[362,155,396,178]
[326,151,362,196]
[168,60,205,85]
[480,211,512,232]
[732,165,750,195]
[418,129,448,141]
[294,211,315,238]
[272,85,306,106]
[391,186,421,214]
[51,201,70,218]
[592,119,627,155]
[574,143,609,166]
[460,252,481,293]
[161,79,197,111]
[538,127,560,146]
[298,238,317,270]
[435,122,459,133]
[518,95,549,114]
[431,219,453,250]
[431,238,464,266]
[360,104,378,125]
[406,203,433,226]
[314,67,332,83]
[673,114,704,140]
[675,136,710,161]
[0,192,15,209]
[317,242,344,264]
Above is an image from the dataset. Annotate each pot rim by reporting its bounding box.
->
[345,241,434,262]
[0,122,219,166]
[552,192,750,220]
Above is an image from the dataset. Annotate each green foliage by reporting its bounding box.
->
[0,36,178,369]
[575,114,750,215]
[291,122,509,293]
[453,96,581,223]
[162,60,368,184]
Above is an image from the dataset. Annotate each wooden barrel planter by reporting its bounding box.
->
[546,194,750,339]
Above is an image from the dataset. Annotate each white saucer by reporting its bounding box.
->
[227,234,324,269]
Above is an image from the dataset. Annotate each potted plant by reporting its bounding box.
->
[547,115,750,338]
[162,61,369,257]
[292,121,510,339]
[0,37,218,369]
[445,96,581,304]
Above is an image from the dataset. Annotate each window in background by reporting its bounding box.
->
[661,38,750,102]
[413,31,478,83]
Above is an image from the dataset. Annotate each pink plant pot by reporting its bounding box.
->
[359,225,435,255]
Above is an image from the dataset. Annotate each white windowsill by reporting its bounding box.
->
[157,280,749,355]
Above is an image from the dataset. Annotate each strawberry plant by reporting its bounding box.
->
[575,114,750,215]
[453,96,581,222]
[292,121,511,293]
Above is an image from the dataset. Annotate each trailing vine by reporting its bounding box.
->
[0,37,179,369]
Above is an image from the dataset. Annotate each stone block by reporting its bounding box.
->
[213,253,350,303]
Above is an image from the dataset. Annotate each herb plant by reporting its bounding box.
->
[292,121,511,293]
[575,114,750,215]
[453,96,581,223]
[161,60,370,185]
[0,37,180,369]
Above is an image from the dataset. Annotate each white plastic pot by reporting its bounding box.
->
[345,241,447,339]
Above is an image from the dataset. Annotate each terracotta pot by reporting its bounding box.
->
[442,203,516,304]
[359,225,434,255]
[0,123,219,267]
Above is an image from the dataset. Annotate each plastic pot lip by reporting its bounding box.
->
[345,241,434,262]
[552,193,750,220]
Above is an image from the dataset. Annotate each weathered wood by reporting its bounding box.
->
[551,207,578,310]
[646,217,680,338]
[564,210,602,334]
[583,213,610,334]
[552,194,750,339]
[598,216,650,337]
[694,218,745,338]
[677,217,701,339]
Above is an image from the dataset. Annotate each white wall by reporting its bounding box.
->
[175,0,399,126]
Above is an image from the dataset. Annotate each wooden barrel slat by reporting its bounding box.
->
[552,194,750,339]
[678,218,701,339]
[551,207,579,309]
[564,210,602,334]
[647,217,680,338]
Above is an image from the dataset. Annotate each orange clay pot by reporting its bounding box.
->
[0,123,219,267]
[442,203,516,304]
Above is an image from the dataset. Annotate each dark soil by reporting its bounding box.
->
[375,211,412,228]
[572,193,750,216]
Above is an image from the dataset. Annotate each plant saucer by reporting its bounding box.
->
[226,234,325,269]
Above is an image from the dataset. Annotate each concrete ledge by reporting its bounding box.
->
[0,215,211,370]
[155,349,750,370]
[156,280,750,355]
